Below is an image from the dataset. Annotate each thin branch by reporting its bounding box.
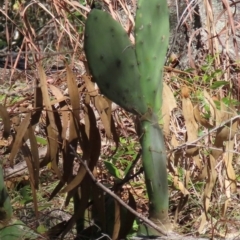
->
[170,115,240,153]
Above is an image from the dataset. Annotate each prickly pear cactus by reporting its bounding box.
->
[84,0,170,237]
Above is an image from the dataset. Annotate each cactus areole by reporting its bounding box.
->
[84,0,171,237]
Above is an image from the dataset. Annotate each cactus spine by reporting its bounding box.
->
[84,0,170,237]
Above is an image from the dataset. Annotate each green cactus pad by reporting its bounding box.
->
[138,116,171,236]
[84,9,147,115]
[135,0,169,113]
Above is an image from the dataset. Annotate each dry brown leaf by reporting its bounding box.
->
[21,144,38,216]
[223,140,237,192]
[84,105,91,140]
[222,173,231,216]
[173,175,178,189]
[60,113,78,186]
[203,90,219,126]
[92,183,106,232]
[49,84,69,141]
[58,67,91,193]
[62,165,87,194]
[170,133,178,146]
[182,97,199,156]
[37,63,58,136]
[198,213,207,234]
[60,105,69,141]
[162,83,177,137]
[64,188,78,208]
[66,65,80,121]
[198,163,208,181]
[49,84,64,99]
[61,113,87,193]
[62,142,77,182]
[49,181,66,201]
[185,169,190,186]
[193,155,202,169]
[46,221,67,239]
[182,98,198,141]
[218,102,236,124]
[94,96,112,138]
[170,135,181,162]
[86,104,101,170]
[27,126,39,189]
[193,104,213,129]
[218,101,228,123]
[212,104,238,160]
[62,105,101,193]
[174,194,189,224]
[170,166,189,195]
[105,97,113,120]
[109,114,119,156]
[181,85,190,98]
[83,74,98,97]
[61,176,91,239]
[46,118,61,179]
[112,199,121,240]
[177,181,190,196]
[221,198,230,217]
[0,139,8,146]
[31,82,43,126]
[49,97,68,105]
[9,113,31,166]
[39,142,51,168]
[204,155,217,211]
[118,191,136,239]
[198,154,217,233]
[0,104,11,139]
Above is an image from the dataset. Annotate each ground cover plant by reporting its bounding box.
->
[0,0,240,239]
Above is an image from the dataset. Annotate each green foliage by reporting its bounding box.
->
[36,136,48,145]
[199,55,223,84]
[126,220,139,239]
[222,97,239,107]
[196,92,212,119]
[210,81,229,89]
[19,185,33,205]
[0,220,38,240]
[103,137,139,180]
[37,224,47,234]
[104,160,123,179]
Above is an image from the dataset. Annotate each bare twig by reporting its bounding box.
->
[170,115,240,153]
